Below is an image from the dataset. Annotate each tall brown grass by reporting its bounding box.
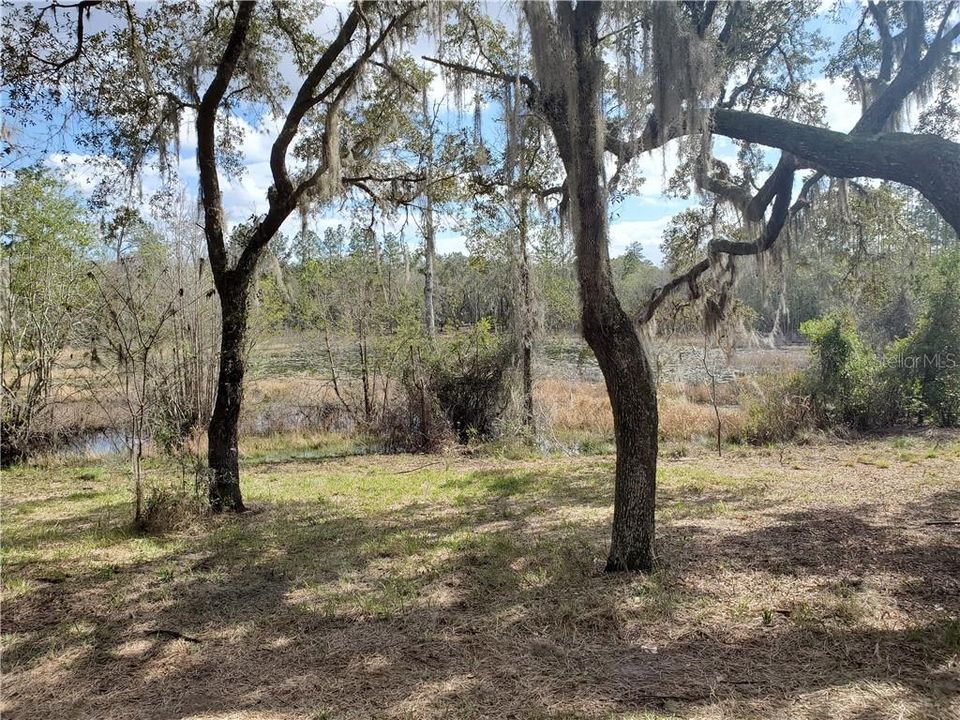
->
[537,377,747,443]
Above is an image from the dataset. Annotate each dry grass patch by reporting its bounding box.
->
[539,377,747,444]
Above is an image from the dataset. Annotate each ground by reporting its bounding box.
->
[2,434,959,719]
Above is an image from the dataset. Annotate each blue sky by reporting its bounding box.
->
[19,1,866,267]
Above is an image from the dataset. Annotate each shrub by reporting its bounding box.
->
[800,312,879,428]
[741,371,814,444]
[380,320,513,451]
[742,311,901,442]
[780,255,960,436]
[379,349,452,453]
[430,320,513,442]
[137,485,204,534]
[884,252,960,426]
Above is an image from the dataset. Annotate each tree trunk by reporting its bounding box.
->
[423,191,437,339]
[574,172,659,573]
[517,189,535,433]
[522,343,534,428]
[208,284,248,513]
[526,1,659,571]
[422,88,437,340]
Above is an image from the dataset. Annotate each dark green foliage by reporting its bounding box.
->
[800,312,879,428]
[883,252,960,426]
[429,320,513,442]
[758,257,960,440]
[379,320,513,451]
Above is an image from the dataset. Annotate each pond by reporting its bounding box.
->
[61,429,136,457]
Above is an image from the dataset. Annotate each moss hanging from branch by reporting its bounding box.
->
[649,3,715,135]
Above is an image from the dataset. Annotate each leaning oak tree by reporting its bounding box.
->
[432,0,959,570]
[2,0,423,510]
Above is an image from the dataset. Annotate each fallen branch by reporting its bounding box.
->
[145,629,202,643]
[395,460,444,474]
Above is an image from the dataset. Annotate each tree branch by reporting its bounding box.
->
[640,159,796,324]
[33,0,102,72]
[866,1,893,84]
[422,55,538,98]
[268,5,363,200]
[711,108,960,234]
[196,1,256,285]
[236,5,421,281]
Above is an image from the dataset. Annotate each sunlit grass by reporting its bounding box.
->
[2,431,957,718]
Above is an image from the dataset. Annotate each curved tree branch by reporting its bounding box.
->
[196,1,256,285]
[712,108,960,234]
[639,159,796,323]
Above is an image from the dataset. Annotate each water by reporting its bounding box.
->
[61,429,134,456]
[45,402,352,459]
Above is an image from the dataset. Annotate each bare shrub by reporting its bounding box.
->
[432,341,513,443]
[379,323,513,451]
[379,351,452,453]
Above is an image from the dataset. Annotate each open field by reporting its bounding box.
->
[243,333,807,445]
[35,333,808,459]
[2,434,959,719]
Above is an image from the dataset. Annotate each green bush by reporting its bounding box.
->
[800,312,880,429]
[883,252,960,426]
[741,371,815,444]
[789,252,960,433]
[430,320,513,443]
[382,320,514,451]
[137,485,204,534]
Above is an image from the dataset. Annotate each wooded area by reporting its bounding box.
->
[1,1,958,718]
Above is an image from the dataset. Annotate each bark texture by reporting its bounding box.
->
[423,189,437,339]
[208,285,248,512]
[526,1,658,571]
[193,2,413,511]
[518,190,535,432]
[712,110,960,235]
[196,3,256,512]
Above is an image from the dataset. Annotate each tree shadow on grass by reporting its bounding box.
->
[2,468,958,719]
[674,487,960,608]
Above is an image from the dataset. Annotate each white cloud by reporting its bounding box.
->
[47,152,125,189]
[613,135,740,199]
[609,216,673,264]
[47,111,290,232]
[811,77,861,133]
[436,233,467,254]
[426,71,480,111]
[619,141,684,198]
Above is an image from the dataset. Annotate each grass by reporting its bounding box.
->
[2,435,959,719]
[529,377,750,446]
